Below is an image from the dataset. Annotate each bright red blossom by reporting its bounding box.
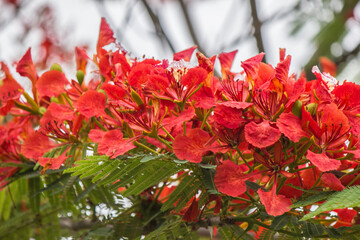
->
[74,90,106,118]
[89,129,136,159]
[173,128,214,163]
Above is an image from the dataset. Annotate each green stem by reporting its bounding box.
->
[133,141,159,155]
[160,125,175,141]
[200,107,213,130]
[92,117,107,131]
[14,101,40,115]
[155,135,173,150]
[236,148,253,172]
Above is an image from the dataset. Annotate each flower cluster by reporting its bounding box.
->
[1,18,360,235]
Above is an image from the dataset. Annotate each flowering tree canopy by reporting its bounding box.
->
[2,17,360,239]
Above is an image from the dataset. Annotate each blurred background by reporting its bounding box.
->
[0,0,360,83]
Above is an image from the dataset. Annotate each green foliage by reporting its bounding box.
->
[301,186,360,220]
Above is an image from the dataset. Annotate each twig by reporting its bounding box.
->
[249,0,266,61]
[177,0,205,54]
[140,0,176,53]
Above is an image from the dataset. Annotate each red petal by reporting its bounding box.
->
[162,107,195,129]
[321,103,350,135]
[279,48,286,61]
[40,103,75,130]
[245,121,281,148]
[241,53,265,79]
[218,50,238,75]
[258,186,292,216]
[333,82,360,108]
[97,18,115,54]
[182,198,200,222]
[0,62,23,109]
[257,63,275,85]
[214,160,249,197]
[321,173,345,191]
[320,57,337,77]
[74,90,106,118]
[39,151,68,170]
[101,83,126,100]
[21,131,55,160]
[181,67,207,87]
[36,70,69,98]
[191,86,216,109]
[173,46,197,62]
[301,105,322,139]
[89,129,136,159]
[306,151,341,172]
[128,63,153,88]
[16,48,38,84]
[277,113,308,142]
[75,47,89,73]
[173,128,211,163]
[275,55,291,84]
[333,208,357,228]
[213,102,252,129]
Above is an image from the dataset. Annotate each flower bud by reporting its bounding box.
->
[292,100,302,117]
[76,70,84,85]
[131,89,144,106]
[50,63,62,72]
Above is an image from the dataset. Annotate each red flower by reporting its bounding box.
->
[0,62,23,115]
[173,128,214,163]
[218,50,238,76]
[214,160,250,197]
[321,173,345,191]
[245,121,281,148]
[74,90,106,118]
[96,18,116,55]
[182,197,200,222]
[306,151,341,172]
[258,185,292,216]
[277,113,308,142]
[333,208,357,228]
[75,47,89,74]
[173,46,197,62]
[89,129,136,159]
[36,70,69,98]
[39,151,68,173]
[21,131,55,161]
[213,102,252,129]
[40,102,75,138]
[16,48,38,85]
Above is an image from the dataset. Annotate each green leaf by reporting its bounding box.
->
[201,168,219,194]
[122,160,181,197]
[218,225,254,240]
[74,182,98,203]
[270,214,291,231]
[301,186,360,221]
[28,177,41,213]
[292,191,332,208]
[301,222,324,238]
[161,174,201,212]
[140,154,163,163]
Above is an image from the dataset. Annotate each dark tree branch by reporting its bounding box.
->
[141,0,176,53]
[59,217,98,231]
[334,43,360,71]
[249,0,266,61]
[177,0,205,54]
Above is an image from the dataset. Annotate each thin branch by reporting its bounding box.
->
[177,0,205,54]
[59,217,98,231]
[95,0,123,40]
[249,0,266,61]
[140,0,176,53]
